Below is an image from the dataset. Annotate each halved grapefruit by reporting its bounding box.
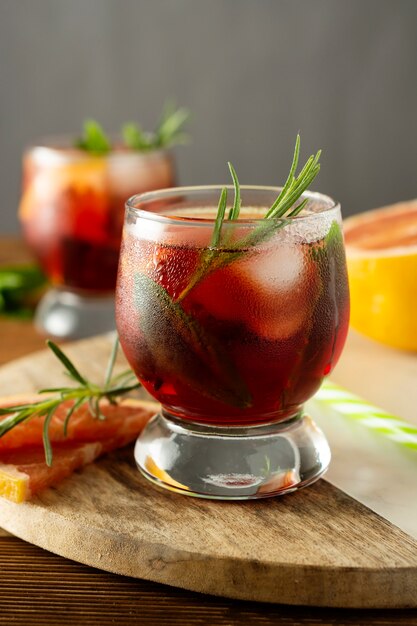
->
[0,396,158,502]
[344,199,417,351]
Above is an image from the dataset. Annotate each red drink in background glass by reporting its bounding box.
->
[19,141,175,294]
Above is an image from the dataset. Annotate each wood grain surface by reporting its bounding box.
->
[0,335,416,610]
[1,533,417,626]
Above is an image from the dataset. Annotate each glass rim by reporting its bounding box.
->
[25,135,171,160]
[125,185,340,225]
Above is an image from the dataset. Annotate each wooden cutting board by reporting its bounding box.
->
[0,335,416,609]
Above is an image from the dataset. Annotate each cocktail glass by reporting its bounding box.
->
[19,139,175,338]
[116,186,350,499]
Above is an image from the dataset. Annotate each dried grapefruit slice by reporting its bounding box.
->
[344,200,417,351]
[0,395,157,450]
[0,397,158,502]
[0,442,103,503]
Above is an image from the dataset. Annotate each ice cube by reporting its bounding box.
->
[192,243,317,341]
[237,245,317,340]
[235,244,305,292]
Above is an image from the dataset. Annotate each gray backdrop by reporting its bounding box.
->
[1,0,416,233]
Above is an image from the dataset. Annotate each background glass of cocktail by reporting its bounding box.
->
[19,139,175,338]
[116,186,350,499]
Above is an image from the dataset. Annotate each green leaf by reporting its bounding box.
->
[134,273,252,409]
[0,265,47,318]
[43,405,57,466]
[38,387,82,394]
[63,397,85,437]
[0,272,25,290]
[105,382,141,396]
[211,188,228,247]
[0,265,46,290]
[76,119,111,155]
[287,197,308,217]
[266,142,320,218]
[0,407,36,435]
[0,404,34,416]
[310,220,344,263]
[265,133,301,218]
[122,102,190,152]
[122,123,153,151]
[325,219,344,247]
[93,396,106,421]
[176,187,232,301]
[293,219,348,380]
[155,102,190,148]
[46,340,88,386]
[228,162,241,220]
[104,336,119,388]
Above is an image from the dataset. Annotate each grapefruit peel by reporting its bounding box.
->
[344,200,417,351]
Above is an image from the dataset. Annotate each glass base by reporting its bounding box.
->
[35,288,116,340]
[134,411,331,500]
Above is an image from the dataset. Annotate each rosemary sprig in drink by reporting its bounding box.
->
[123,101,190,151]
[76,120,112,155]
[176,134,321,302]
[0,337,140,466]
[76,102,190,155]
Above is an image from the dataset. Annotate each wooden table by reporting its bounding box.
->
[0,237,416,626]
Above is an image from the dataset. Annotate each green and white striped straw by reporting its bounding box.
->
[315,380,417,451]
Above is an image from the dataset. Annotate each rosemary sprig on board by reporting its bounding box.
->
[0,338,140,466]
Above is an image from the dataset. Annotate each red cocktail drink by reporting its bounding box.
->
[20,142,175,294]
[117,208,348,426]
[18,139,175,339]
[116,185,349,498]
